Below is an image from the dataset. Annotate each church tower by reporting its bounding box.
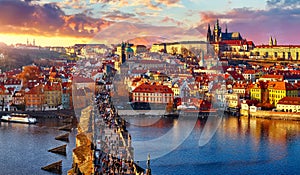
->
[207,24,212,43]
[125,43,134,60]
[121,42,126,63]
[213,19,222,42]
[269,36,273,46]
[274,38,277,46]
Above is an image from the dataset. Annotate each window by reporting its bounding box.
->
[265,52,268,57]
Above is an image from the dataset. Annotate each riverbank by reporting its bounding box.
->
[242,110,300,121]
[0,109,75,119]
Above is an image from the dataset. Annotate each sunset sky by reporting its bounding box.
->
[0,0,299,47]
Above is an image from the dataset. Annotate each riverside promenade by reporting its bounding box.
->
[241,109,300,121]
[68,90,146,175]
[249,110,300,121]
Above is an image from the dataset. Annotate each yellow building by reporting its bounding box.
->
[131,45,147,55]
[268,82,298,106]
[116,43,145,56]
[225,93,240,108]
[150,43,164,53]
[276,97,300,112]
[150,41,210,55]
[250,81,268,102]
[250,81,298,106]
[251,37,300,60]
[44,82,62,109]
[172,83,180,97]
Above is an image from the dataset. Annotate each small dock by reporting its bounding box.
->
[48,144,67,156]
[55,133,69,142]
[58,124,73,132]
[41,160,62,174]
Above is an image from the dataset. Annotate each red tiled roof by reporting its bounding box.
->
[260,74,284,80]
[268,82,296,90]
[0,85,6,92]
[277,97,300,105]
[131,69,147,74]
[44,82,62,91]
[4,78,22,85]
[73,76,94,83]
[247,41,254,45]
[25,84,43,95]
[243,69,257,74]
[139,60,162,64]
[252,81,268,89]
[227,71,245,81]
[219,40,244,45]
[256,45,300,48]
[243,99,259,105]
[133,83,173,94]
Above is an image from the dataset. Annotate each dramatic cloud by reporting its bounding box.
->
[155,0,181,7]
[161,16,184,26]
[267,0,300,9]
[89,22,200,44]
[102,10,137,21]
[59,0,87,10]
[1,0,300,46]
[0,0,112,38]
[129,0,182,11]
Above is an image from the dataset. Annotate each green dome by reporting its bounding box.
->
[126,47,134,52]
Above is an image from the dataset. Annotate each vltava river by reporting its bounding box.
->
[126,116,300,175]
[1,116,300,175]
[0,118,76,175]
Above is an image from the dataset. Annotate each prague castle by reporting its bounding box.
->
[206,19,300,60]
[207,19,254,57]
[251,37,300,60]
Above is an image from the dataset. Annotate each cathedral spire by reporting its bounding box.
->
[225,24,228,33]
[215,19,220,30]
[269,36,273,46]
[207,24,212,42]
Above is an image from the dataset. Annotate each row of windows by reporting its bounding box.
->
[26,99,43,103]
[134,97,172,102]
[270,90,286,93]
[251,89,260,92]
[278,105,300,108]
[256,51,299,59]
[134,93,172,97]
[270,94,284,99]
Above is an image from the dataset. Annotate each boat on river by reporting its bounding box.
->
[1,113,37,124]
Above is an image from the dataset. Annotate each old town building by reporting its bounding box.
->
[132,83,174,104]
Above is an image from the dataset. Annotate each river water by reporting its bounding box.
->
[1,116,300,175]
[126,116,300,175]
[0,118,76,175]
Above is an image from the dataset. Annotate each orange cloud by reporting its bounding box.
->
[0,0,112,39]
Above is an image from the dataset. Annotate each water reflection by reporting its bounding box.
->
[128,116,300,175]
[0,118,76,175]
